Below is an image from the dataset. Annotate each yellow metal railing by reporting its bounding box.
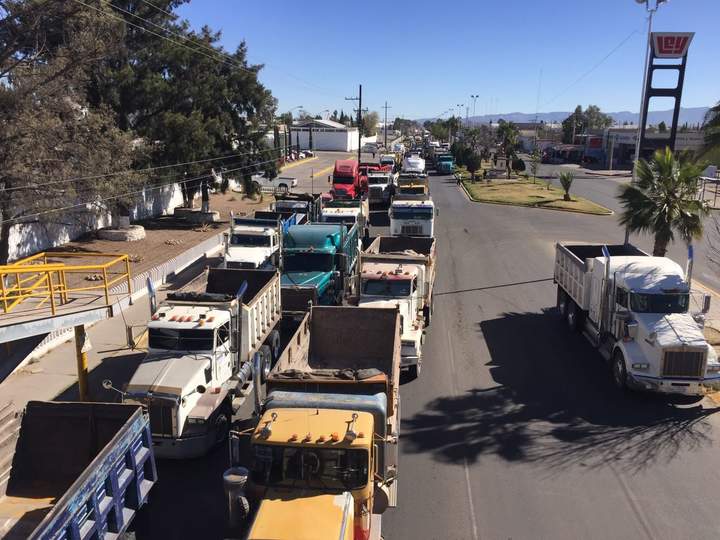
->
[0,252,133,316]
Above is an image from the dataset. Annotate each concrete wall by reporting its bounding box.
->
[8,183,186,261]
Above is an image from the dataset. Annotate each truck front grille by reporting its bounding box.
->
[147,402,175,436]
[401,225,423,235]
[662,349,706,378]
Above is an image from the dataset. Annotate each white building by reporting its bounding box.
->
[289,118,360,152]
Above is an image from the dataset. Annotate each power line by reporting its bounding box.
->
[2,146,292,193]
[1,157,280,226]
[543,29,639,107]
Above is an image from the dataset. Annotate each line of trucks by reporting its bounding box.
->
[0,148,444,539]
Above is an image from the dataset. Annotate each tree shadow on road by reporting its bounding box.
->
[403,309,718,474]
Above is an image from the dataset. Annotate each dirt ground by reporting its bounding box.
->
[41,192,272,286]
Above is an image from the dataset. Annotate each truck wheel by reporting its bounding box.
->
[277,183,289,193]
[213,404,232,445]
[612,350,628,391]
[557,287,568,320]
[259,345,272,383]
[566,301,583,333]
[268,330,281,362]
[407,363,420,380]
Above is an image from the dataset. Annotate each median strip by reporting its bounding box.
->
[460,179,612,216]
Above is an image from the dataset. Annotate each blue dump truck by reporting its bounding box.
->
[0,401,156,540]
[281,223,359,310]
[435,153,455,174]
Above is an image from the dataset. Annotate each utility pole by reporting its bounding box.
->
[345,84,366,162]
[382,101,392,149]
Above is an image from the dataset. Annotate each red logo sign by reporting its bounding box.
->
[652,32,694,58]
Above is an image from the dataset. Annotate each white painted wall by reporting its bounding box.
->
[290,128,360,152]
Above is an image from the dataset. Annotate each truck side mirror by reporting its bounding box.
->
[328,175,331,183]
[703,294,712,314]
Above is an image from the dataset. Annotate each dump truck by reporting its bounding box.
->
[396,174,429,196]
[554,243,720,395]
[367,171,397,207]
[389,194,436,237]
[272,192,322,223]
[330,159,364,199]
[435,153,455,174]
[223,211,303,270]
[281,223,360,310]
[359,236,436,379]
[225,305,401,540]
[320,198,369,233]
[119,268,282,458]
[0,401,156,540]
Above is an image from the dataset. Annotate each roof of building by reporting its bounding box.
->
[293,118,353,130]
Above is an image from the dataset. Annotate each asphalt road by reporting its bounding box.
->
[131,163,720,540]
[381,170,720,540]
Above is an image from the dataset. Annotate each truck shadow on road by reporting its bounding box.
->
[402,309,719,474]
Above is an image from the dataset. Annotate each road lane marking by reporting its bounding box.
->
[307,154,355,179]
[280,156,318,171]
[445,328,480,540]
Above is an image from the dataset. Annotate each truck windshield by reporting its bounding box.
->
[391,207,433,220]
[251,444,369,491]
[363,279,412,297]
[284,253,334,272]
[630,293,690,314]
[333,176,354,185]
[148,328,214,351]
[230,234,271,247]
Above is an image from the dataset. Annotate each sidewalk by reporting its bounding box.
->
[584,169,632,177]
[0,256,213,408]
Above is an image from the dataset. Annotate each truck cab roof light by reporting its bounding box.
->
[331,432,340,442]
[303,433,312,442]
[169,315,178,321]
[151,314,159,320]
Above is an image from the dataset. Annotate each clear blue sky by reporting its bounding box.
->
[177,0,719,119]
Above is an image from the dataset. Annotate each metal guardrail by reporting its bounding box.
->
[0,252,132,316]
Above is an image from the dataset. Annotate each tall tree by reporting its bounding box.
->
[584,105,612,130]
[702,101,720,155]
[0,1,138,263]
[562,105,585,144]
[363,111,379,137]
[496,120,519,178]
[618,148,709,256]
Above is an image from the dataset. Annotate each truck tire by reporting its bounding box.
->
[259,345,272,383]
[268,330,281,363]
[407,362,421,380]
[612,350,628,391]
[556,287,568,320]
[213,403,232,445]
[277,183,289,193]
[566,301,583,333]
[423,296,434,327]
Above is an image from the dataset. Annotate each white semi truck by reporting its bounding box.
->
[119,268,283,458]
[389,194,436,237]
[554,243,720,395]
[358,236,436,379]
[223,211,304,270]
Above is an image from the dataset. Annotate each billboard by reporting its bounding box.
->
[651,32,694,58]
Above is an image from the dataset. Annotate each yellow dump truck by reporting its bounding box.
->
[224,306,401,540]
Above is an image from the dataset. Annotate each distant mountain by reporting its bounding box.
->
[418,106,709,127]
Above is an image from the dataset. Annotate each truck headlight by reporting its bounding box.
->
[631,362,649,370]
[706,364,720,374]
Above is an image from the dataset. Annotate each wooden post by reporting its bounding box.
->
[74,325,89,401]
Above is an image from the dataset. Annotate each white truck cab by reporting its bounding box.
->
[358,262,425,379]
[320,199,369,233]
[555,243,720,396]
[223,219,278,269]
[389,196,436,237]
[367,171,397,206]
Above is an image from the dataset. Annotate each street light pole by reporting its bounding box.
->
[625,0,667,244]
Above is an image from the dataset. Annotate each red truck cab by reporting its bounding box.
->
[332,159,363,199]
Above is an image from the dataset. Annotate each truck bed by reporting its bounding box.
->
[0,402,155,540]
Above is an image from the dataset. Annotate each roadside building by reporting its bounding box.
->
[289,118,360,151]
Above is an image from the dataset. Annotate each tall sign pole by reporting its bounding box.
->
[382,101,392,149]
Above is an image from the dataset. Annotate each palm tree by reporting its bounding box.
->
[496,120,519,178]
[703,102,720,152]
[618,147,709,257]
[558,171,574,201]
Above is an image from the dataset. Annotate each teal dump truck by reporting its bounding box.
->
[281,223,359,309]
[435,153,455,174]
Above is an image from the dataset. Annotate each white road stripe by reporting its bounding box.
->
[445,327,480,540]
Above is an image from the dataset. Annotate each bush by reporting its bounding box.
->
[559,171,574,201]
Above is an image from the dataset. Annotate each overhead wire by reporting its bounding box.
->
[1,156,282,226]
[2,145,294,193]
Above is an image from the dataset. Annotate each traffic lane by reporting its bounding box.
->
[385,173,720,539]
[536,167,720,294]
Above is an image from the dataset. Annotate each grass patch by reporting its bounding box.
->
[462,180,612,215]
